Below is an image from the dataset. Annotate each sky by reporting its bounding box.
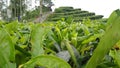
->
[51,0,120,18]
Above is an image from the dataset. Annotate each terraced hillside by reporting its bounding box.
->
[46,7,104,22]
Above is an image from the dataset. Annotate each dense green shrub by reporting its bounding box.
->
[54,7,74,13]
[64,11,88,15]
[59,7,74,9]
[73,13,95,17]
[47,7,104,22]
[89,15,103,20]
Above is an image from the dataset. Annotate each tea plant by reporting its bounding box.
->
[0,9,120,68]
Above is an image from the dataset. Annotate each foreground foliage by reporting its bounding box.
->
[86,9,120,68]
[0,9,120,68]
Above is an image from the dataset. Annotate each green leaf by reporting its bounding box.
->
[0,29,16,68]
[114,50,120,67]
[109,50,120,67]
[19,55,71,68]
[5,21,18,34]
[82,33,102,44]
[81,24,90,35]
[64,40,80,68]
[86,9,120,68]
[31,24,49,58]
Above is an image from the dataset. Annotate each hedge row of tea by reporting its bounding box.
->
[47,7,104,22]
[0,9,120,68]
[0,19,106,68]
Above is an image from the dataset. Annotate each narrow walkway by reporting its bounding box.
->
[33,12,52,23]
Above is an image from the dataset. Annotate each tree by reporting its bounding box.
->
[0,0,4,10]
[10,0,27,20]
[39,0,54,22]
[39,0,43,22]
[0,0,5,20]
[0,0,12,21]
[22,5,52,21]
